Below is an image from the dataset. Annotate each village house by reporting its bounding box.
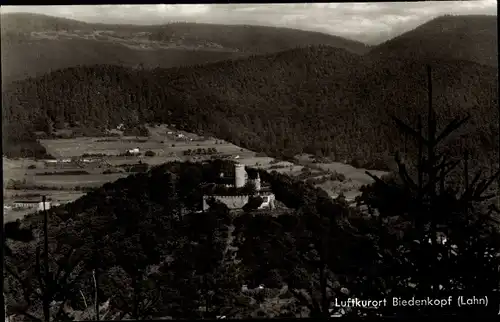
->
[127,147,140,155]
[12,200,52,211]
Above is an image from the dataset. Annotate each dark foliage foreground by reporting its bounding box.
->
[4,98,500,319]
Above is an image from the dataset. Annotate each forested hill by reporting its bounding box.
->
[3,45,498,170]
[5,160,500,319]
[1,13,90,32]
[5,159,374,320]
[368,15,498,67]
[1,13,370,83]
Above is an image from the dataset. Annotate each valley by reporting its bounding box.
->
[3,124,387,223]
[28,29,243,52]
[2,7,499,320]
[2,13,497,226]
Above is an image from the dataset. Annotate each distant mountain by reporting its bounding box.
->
[368,15,498,67]
[0,13,370,83]
[0,12,91,32]
[3,45,498,171]
[1,39,250,85]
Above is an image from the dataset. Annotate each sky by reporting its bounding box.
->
[1,1,497,44]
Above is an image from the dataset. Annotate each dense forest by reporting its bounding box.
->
[3,45,498,173]
[368,15,497,67]
[1,39,251,85]
[4,115,500,319]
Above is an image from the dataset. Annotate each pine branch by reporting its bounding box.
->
[435,114,471,145]
[474,169,500,199]
[396,161,418,191]
[389,115,428,147]
[4,264,35,307]
[35,246,46,296]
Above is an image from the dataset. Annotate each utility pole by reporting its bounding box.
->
[497,80,500,210]
[427,65,439,297]
[42,196,50,322]
[2,180,6,322]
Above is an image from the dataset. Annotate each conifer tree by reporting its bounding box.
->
[359,65,500,317]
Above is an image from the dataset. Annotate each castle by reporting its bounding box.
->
[202,163,275,211]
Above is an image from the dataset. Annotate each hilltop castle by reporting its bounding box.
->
[202,163,275,211]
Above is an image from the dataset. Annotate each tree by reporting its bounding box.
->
[3,221,36,321]
[241,181,257,196]
[3,221,34,256]
[242,196,264,212]
[4,219,89,322]
[3,48,497,172]
[357,65,500,317]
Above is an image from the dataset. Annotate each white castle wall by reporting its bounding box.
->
[258,194,275,209]
[203,195,249,211]
[202,192,275,211]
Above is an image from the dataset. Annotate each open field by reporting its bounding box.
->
[104,156,182,166]
[4,126,388,222]
[4,127,260,220]
[4,208,40,223]
[3,189,87,223]
[4,189,86,202]
[32,173,126,188]
[311,162,387,186]
[40,135,253,159]
[293,154,389,199]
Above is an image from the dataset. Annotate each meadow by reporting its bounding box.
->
[3,125,387,222]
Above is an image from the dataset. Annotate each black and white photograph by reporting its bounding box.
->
[2,1,499,320]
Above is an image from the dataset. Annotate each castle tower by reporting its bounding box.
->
[234,163,246,188]
[254,173,261,191]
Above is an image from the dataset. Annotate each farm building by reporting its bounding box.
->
[43,159,72,166]
[202,163,275,211]
[43,159,58,165]
[12,200,52,211]
[127,147,140,155]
